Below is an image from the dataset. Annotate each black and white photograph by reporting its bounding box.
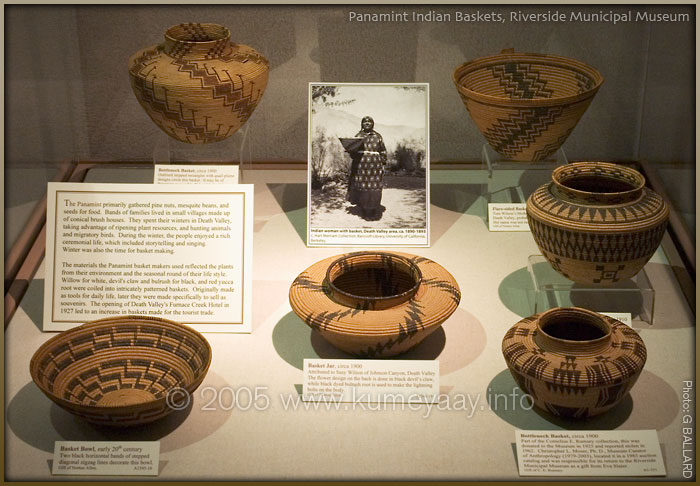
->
[307,83,429,247]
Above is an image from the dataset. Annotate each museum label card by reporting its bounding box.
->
[600,312,633,327]
[307,82,430,247]
[154,164,239,184]
[52,441,159,476]
[303,359,438,403]
[488,203,529,231]
[515,430,666,477]
[44,183,253,332]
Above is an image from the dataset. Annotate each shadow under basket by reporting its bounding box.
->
[30,315,212,427]
[289,251,461,358]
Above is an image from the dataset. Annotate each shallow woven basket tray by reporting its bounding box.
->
[339,137,364,153]
[30,315,212,427]
[453,51,603,162]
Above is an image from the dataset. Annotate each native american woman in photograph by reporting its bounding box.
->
[345,116,387,220]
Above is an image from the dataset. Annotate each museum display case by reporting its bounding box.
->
[4,3,695,482]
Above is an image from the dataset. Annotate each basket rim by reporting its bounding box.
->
[29,315,212,413]
[552,161,646,199]
[289,252,460,335]
[526,161,669,233]
[164,23,231,44]
[452,52,604,107]
[536,306,612,347]
[502,308,646,386]
[325,251,423,308]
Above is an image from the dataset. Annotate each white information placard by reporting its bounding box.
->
[52,441,159,476]
[154,164,239,184]
[516,430,666,477]
[303,359,438,403]
[601,312,633,327]
[488,203,529,231]
[44,183,253,332]
[307,83,430,247]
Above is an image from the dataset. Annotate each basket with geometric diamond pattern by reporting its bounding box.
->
[502,307,647,418]
[526,162,669,284]
[453,50,604,161]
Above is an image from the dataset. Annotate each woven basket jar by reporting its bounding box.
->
[289,252,461,358]
[526,162,669,285]
[502,307,646,418]
[128,23,269,144]
[452,51,603,161]
[30,315,212,427]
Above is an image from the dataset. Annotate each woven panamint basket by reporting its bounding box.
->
[30,315,212,427]
[453,50,603,161]
[289,252,460,358]
[129,23,269,144]
[526,162,669,284]
[502,307,646,418]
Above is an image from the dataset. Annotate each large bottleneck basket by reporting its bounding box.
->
[452,50,603,161]
[129,23,269,144]
[502,307,646,418]
[289,252,461,358]
[526,162,669,285]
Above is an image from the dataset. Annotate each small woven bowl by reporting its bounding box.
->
[453,51,603,161]
[502,307,646,418]
[30,315,212,427]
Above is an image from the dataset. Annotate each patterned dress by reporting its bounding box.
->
[346,129,387,211]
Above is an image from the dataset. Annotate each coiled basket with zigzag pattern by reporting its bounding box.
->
[129,23,269,144]
[289,252,461,358]
[30,316,212,426]
[453,51,603,161]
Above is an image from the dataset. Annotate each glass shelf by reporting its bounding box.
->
[528,254,656,327]
[152,124,251,167]
[480,144,567,225]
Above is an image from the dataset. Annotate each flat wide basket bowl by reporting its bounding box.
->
[30,315,212,427]
[452,52,603,161]
[339,137,365,153]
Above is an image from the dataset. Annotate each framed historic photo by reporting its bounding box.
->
[307,83,430,247]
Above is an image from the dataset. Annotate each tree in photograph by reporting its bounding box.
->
[393,85,426,93]
[311,85,340,105]
[330,141,351,183]
[311,127,329,188]
[392,138,425,173]
[311,85,356,113]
